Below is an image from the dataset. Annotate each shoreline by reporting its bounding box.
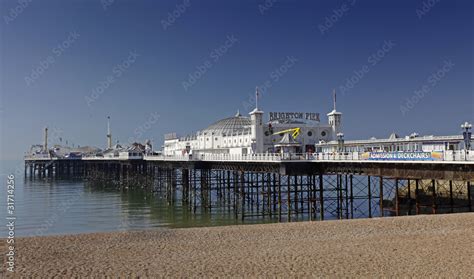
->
[3,213,474,277]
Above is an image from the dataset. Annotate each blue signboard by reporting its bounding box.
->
[361,152,443,161]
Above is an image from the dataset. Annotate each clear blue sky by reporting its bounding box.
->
[0,0,472,160]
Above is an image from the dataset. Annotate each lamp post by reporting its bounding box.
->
[337,132,344,153]
[461,122,472,160]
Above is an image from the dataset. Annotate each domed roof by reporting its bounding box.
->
[203,111,251,135]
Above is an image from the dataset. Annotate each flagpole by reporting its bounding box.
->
[255,86,259,110]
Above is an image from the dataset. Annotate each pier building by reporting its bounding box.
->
[163,89,341,156]
[317,133,470,153]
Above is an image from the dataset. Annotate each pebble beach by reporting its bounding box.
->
[2,213,473,278]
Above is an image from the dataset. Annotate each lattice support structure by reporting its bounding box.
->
[25,159,474,223]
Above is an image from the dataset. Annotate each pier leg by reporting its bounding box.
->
[273,173,277,215]
[449,180,454,213]
[467,181,472,212]
[379,176,384,217]
[336,174,341,219]
[368,176,372,218]
[415,179,420,215]
[240,171,245,221]
[256,173,260,214]
[299,176,304,217]
[233,171,238,219]
[226,171,231,212]
[350,174,354,219]
[193,170,197,214]
[308,175,313,221]
[431,179,437,214]
[278,174,282,222]
[407,179,412,215]
[344,174,349,219]
[395,179,399,216]
[294,175,298,218]
[312,175,317,220]
[319,174,324,221]
[268,173,273,219]
[287,176,291,221]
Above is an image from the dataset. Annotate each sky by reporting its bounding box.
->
[0,0,473,160]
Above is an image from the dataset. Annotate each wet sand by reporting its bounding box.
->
[2,213,473,278]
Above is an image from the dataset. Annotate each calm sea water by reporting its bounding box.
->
[1,159,395,237]
[0,160,267,237]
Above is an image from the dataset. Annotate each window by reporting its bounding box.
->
[215,137,218,141]
[307,131,313,137]
[321,131,327,137]
[264,131,270,136]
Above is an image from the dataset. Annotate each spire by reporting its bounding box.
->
[255,86,259,110]
[235,109,241,117]
[44,127,48,152]
[333,89,337,111]
[107,116,111,135]
[107,116,112,149]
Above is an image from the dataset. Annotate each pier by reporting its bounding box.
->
[25,151,474,221]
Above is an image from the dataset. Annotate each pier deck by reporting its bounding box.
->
[24,151,474,221]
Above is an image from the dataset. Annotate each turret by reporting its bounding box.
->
[44,127,48,151]
[327,89,342,140]
[107,116,113,149]
[250,87,264,153]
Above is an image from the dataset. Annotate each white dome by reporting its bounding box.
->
[203,114,251,135]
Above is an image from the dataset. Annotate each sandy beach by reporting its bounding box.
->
[2,213,474,278]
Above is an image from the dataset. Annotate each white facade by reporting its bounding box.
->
[163,102,341,156]
[316,134,471,153]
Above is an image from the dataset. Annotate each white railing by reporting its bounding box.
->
[144,150,474,163]
[313,152,360,161]
[24,154,53,160]
[145,153,285,162]
[26,151,474,163]
[199,153,283,162]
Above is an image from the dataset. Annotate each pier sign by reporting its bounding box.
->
[361,151,443,161]
[269,112,320,122]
